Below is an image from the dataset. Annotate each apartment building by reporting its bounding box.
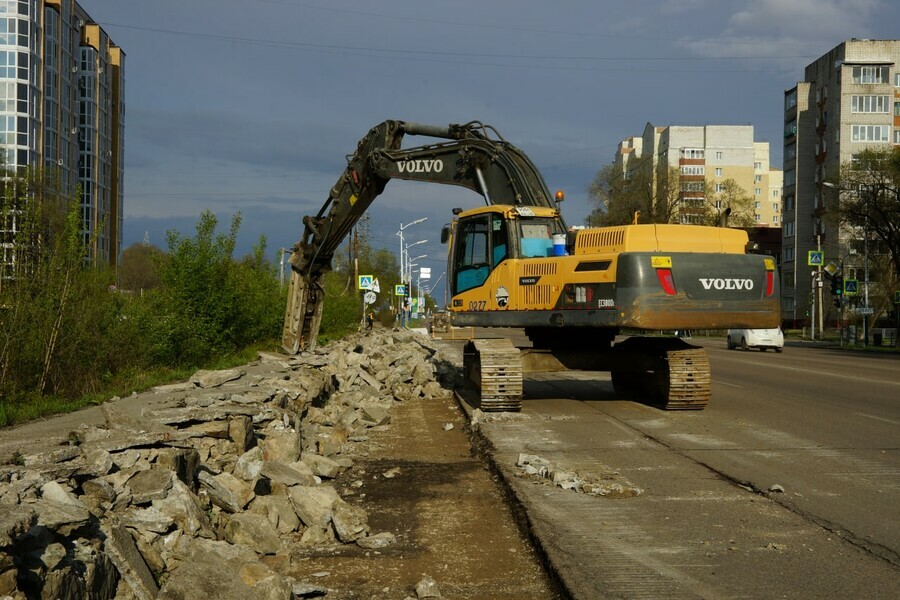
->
[614,123,782,227]
[1,0,124,276]
[782,39,900,326]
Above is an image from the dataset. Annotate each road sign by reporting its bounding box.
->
[394,284,407,296]
[363,291,377,305]
[419,267,431,280]
[358,275,374,290]
[824,261,840,276]
[857,307,874,315]
[371,278,380,293]
[843,279,859,295]
[807,251,824,266]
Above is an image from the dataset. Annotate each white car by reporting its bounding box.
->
[726,328,784,352]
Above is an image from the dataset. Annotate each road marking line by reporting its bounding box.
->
[716,381,743,388]
[717,355,900,386]
[856,412,900,425]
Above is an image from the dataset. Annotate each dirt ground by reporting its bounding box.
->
[286,390,562,599]
[0,345,563,599]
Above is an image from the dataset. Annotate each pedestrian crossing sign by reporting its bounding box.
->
[358,275,374,290]
[807,251,823,266]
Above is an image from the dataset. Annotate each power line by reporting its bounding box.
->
[99,22,817,66]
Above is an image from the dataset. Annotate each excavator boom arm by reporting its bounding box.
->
[282,120,555,353]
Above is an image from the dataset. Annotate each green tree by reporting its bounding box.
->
[0,167,131,400]
[586,160,687,226]
[148,211,283,365]
[702,178,755,228]
[120,242,164,292]
[832,147,900,277]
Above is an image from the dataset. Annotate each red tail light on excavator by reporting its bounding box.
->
[651,256,676,295]
[656,269,677,295]
[764,258,776,297]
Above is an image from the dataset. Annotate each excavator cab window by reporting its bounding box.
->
[453,216,490,294]
[519,218,562,258]
[491,214,508,265]
[452,213,509,295]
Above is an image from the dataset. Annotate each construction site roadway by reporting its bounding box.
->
[446,334,900,600]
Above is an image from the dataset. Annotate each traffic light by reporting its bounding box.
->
[830,275,843,296]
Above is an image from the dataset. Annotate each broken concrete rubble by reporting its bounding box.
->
[0,329,455,599]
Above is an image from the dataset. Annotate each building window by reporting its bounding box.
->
[755,189,761,196]
[755,175,762,183]
[785,143,796,160]
[784,169,795,186]
[681,148,704,159]
[895,73,900,87]
[754,214,761,222]
[773,215,779,224]
[851,65,888,84]
[772,203,779,212]
[851,124,889,142]
[894,129,900,145]
[714,200,722,209]
[784,120,797,138]
[785,221,794,237]
[754,161,762,170]
[715,151,723,160]
[785,88,797,110]
[680,165,705,176]
[715,183,725,193]
[851,95,890,113]
[895,101,900,117]
[772,189,780,198]
[715,168,722,177]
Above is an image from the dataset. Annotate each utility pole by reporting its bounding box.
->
[811,271,817,341]
[817,235,824,339]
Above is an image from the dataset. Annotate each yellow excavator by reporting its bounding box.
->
[282,120,780,411]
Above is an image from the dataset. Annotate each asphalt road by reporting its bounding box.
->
[462,335,900,599]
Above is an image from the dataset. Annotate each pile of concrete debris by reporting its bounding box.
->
[0,330,460,600]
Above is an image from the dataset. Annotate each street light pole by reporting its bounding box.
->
[816,235,823,339]
[863,187,870,348]
[397,218,427,324]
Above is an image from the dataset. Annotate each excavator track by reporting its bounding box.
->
[611,338,711,410]
[463,339,523,412]
[659,347,711,410]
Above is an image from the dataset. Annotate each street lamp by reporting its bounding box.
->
[397,218,427,290]
[397,218,427,325]
[407,253,427,289]
[404,240,427,287]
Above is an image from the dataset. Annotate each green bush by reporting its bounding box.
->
[146,211,284,365]
[318,271,364,342]
[1,183,286,422]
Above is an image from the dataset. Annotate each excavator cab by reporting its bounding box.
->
[444,205,566,298]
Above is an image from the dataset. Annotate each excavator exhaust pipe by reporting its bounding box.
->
[401,122,455,139]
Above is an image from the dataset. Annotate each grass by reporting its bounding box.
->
[0,340,281,429]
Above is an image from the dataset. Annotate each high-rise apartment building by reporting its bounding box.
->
[782,39,900,327]
[613,123,782,226]
[1,0,124,275]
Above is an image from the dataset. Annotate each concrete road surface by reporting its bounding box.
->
[458,335,900,599]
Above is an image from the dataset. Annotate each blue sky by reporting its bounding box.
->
[80,0,900,299]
